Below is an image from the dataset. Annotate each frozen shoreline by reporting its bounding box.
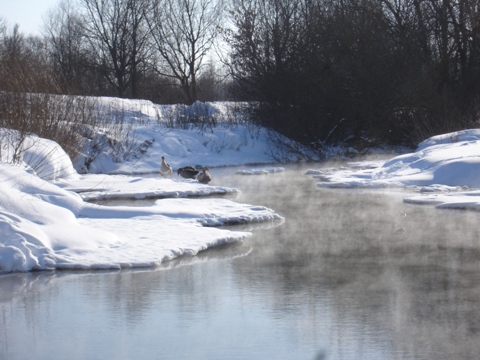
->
[3,97,480,273]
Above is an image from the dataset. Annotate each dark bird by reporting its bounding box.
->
[177,166,200,179]
[197,167,212,184]
[160,156,173,178]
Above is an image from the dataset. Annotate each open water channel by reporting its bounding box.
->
[2,163,480,359]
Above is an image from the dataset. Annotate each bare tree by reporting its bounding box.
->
[0,24,53,93]
[79,0,150,98]
[44,0,92,94]
[226,0,310,104]
[0,17,6,49]
[146,0,225,104]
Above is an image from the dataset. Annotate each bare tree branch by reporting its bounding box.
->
[146,0,225,104]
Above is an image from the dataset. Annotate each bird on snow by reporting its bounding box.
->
[197,167,212,184]
[177,166,200,179]
[160,156,173,178]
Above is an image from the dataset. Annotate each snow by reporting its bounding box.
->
[236,167,285,175]
[0,99,288,273]
[54,175,239,201]
[73,99,280,174]
[2,93,480,274]
[0,129,78,181]
[0,158,282,272]
[309,129,480,211]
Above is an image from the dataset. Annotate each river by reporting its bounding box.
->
[2,163,480,359]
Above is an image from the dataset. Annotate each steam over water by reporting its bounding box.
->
[2,163,480,359]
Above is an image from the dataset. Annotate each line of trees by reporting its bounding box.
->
[1,0,480,152]
[0,0,226,104]
[226,0,480,149]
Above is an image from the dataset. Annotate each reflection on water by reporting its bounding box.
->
[2,163,480,359]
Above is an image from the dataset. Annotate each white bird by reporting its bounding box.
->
[197,167,212,184]
[160,156,173,178]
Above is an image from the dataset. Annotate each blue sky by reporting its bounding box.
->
[0,0,60,36]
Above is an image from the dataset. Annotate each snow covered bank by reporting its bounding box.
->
[6,93,480,274]
[0,98,294,273]
[80,124,278,174]
[0,162,283,273]
[54,174,239,201]
[0,129,78,181]
[0,118,285,273]
[73,98,296,175]
[308,129,480,211]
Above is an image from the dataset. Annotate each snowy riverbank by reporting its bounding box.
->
[0,99,292,273]
[0,158,283,273]
[307,129,480,210]
[2,96,480,273]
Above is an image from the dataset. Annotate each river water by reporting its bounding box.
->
[2,163,480,360]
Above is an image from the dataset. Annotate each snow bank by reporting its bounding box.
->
[8,94,480,274]
[0,97,294,273]
[312,129,480,189]
[0,120,286,273]
[308,129,480,212]
[0,129,78,181]
[54,174,239,201]
[73,98,286,175]
[81,124,277,175]
[0,162,283,273]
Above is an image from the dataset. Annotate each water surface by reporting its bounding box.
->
[2,164,480,359]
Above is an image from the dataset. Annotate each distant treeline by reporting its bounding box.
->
[1,0,480,153]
